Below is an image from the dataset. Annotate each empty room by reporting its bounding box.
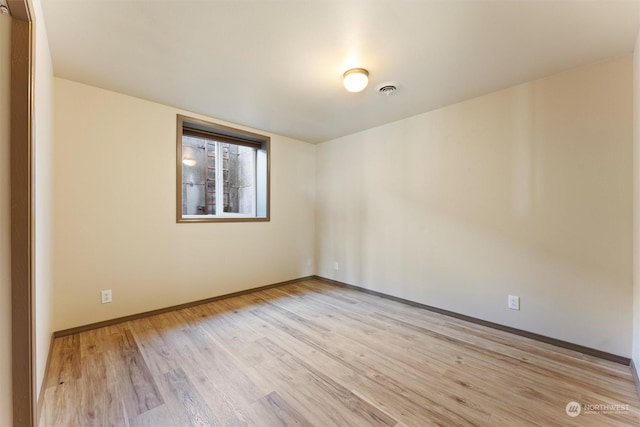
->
[2,0,640,426]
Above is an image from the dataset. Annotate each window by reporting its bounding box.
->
[177,115,270,222]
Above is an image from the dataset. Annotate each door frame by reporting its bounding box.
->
[8,0,35,426]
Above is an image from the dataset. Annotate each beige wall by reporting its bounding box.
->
[0,12,12,427]
[52,78,316,331]
[316,55,633,357]
[33,0,55,402]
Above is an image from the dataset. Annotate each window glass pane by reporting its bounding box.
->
[224,144,256,214]
[181,136,211,215]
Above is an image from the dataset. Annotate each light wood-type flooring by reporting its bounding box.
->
[40,279,640,426]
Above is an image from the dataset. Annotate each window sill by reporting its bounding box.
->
[178,214,269,223]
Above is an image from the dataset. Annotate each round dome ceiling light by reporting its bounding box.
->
[343,68,369,93]
[377,82,398,96]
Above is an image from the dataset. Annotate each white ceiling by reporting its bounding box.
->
[41,0,639,143]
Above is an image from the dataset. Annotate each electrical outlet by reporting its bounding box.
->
[101,289,112,304]
[333,261,339,270]
[508,295,520,310]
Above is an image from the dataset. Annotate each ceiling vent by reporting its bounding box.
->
[377,82,398,96]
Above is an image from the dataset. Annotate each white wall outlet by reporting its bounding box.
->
[333,261,339,270]
[508,295,520,310]
[101,289,112,304]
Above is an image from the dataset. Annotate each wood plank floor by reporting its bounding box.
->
[40,279,640,426]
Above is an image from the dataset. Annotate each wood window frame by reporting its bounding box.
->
[176,114,271,223]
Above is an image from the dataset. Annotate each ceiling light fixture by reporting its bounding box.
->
[343,68,369,93]
[182,158,197,167]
